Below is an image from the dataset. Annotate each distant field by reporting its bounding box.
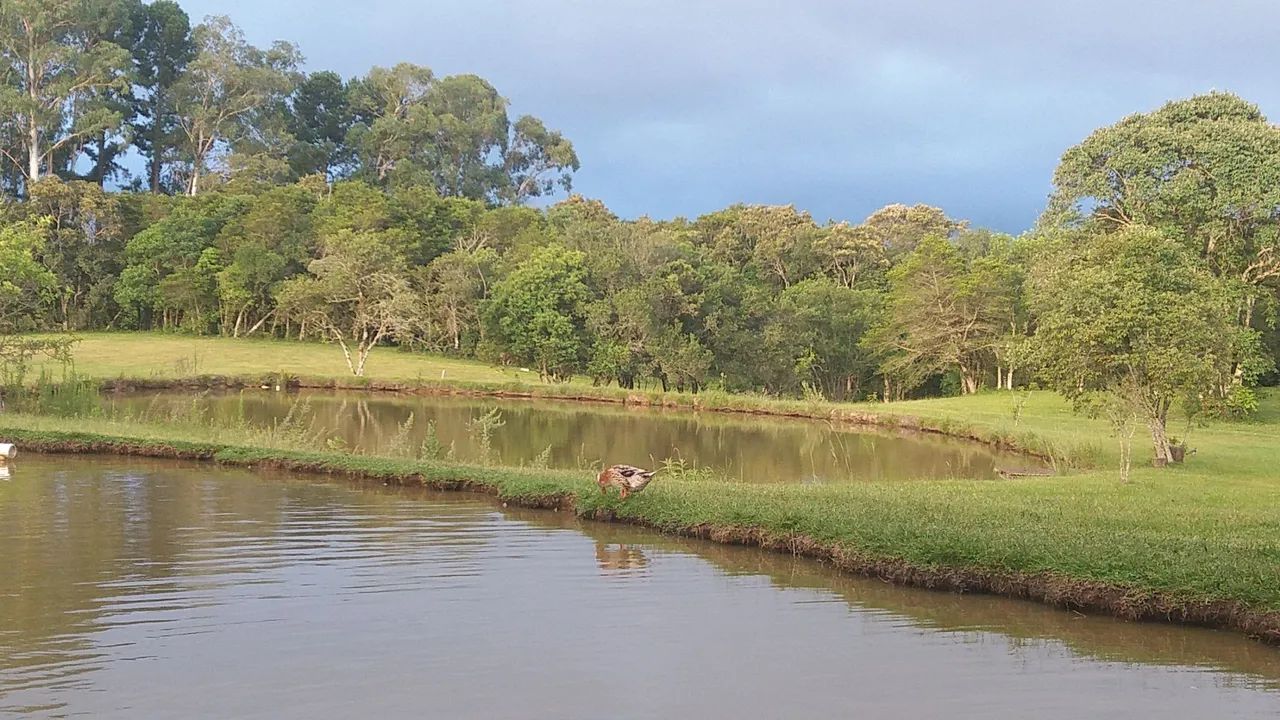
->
[48,332,545,385]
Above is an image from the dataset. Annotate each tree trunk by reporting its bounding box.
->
[246,312,272,336]
[355,345,370,376]
[1225,293,1258,392]
[188,136,207,196]
[26,58,40,183]
[149,95,164,193]
[90,132,110,187]
[26,117,40,183]
[1118,422,1135,483]
[336,336,357,375]
[149,149,162,193]
[1148,412,1173,467]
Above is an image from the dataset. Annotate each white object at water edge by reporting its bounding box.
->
[0,443,17,460]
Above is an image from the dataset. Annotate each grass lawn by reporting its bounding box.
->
[10,331,1280,632]
[48,331,546,385]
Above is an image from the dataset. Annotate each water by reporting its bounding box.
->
[1,457,1278,718]
[102,390,1047,481]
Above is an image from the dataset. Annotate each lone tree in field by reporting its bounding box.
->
[1046,92,1280,394]
[1029,225,1234,467]
[276,229,419,376]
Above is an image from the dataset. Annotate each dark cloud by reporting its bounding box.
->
[182,0,1280,231]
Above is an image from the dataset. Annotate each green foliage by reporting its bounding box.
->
[0,0,131,184]
[286,70,355,179]
[465,406,505,464]
[347,64,578,202]
[1029,225,1235,465]
[26,179,126,329]
[275,227,421,376]
[1046,92,1280,396]
[776,278,882,401]
[126,0,195,193]
[171,15,301,195]
[0,219,58,330]
[0,7,1277,415]
[860,203,965,261]
[482,244,591,381]
[868,234,1020,397]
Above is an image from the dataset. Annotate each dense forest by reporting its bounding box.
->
[2,1,1280,464]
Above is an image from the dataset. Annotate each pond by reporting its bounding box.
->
[2,457,1279,718]
[102,390,1048,482]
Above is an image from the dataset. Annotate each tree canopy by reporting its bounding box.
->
[1029,225,1236,465]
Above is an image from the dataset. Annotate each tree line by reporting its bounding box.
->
[1,2,1279,467]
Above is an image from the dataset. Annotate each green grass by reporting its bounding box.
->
[13,332,1280,630]
[48,331,545,385]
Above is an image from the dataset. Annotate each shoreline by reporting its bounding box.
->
[98,374,1068,465]
[9,428,1277,645]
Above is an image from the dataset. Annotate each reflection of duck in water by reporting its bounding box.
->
[594,541,650,573]
[596,465,657,500]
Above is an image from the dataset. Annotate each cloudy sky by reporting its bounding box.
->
[181,0,1276,232]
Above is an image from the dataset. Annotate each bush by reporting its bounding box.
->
[1225,386,1260,418]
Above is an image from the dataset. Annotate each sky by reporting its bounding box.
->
[180,0,1279,233]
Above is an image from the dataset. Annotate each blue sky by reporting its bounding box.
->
[181,0,1278,232]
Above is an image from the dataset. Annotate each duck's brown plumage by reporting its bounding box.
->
[597,464,657,500]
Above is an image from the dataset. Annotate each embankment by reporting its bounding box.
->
[7,426,1277,645]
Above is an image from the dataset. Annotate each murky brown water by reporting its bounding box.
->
[103,390,1046,481]
[2,457,1278,718]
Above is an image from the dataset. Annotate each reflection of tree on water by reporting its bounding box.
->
[594,541,649,574]
[111,390,1046,482]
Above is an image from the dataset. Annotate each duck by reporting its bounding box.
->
[597,464,658,500]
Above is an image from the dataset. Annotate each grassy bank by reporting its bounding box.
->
[44,332,1118,464]
[50,332,1277,469]
[3,412,1279,643]
[19,332,1280,640]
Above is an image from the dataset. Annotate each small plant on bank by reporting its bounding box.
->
[529,444,553,469]
[172,348,203,377]
[418,420,449,460]
[657,451,727,483]
[1010,391,1031,426]
[385,412,416,457]
[801,382,826,412]
[466,407,505,464]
